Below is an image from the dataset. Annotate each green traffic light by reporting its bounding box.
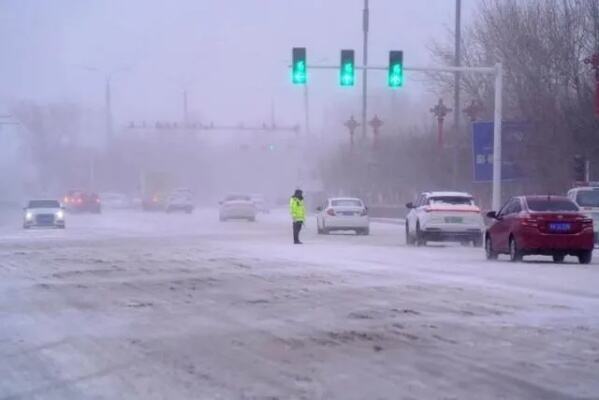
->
[388,50,404,88]
[292,47,307,85]
[340,62,354,86]
[339,49,355,87]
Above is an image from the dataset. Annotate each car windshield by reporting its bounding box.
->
[527,198,579,212]
[576,190,599,207]
[428,196,474,206]
[28,200,60,208]
[331,199,363,207]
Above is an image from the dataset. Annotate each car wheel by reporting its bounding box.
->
[416,222,426,247]
[405,224,415,246]
[552,253,565,263]
[249,217,256,222]
[460,241,471,247]
[362,228,370,236]
[509,236,523,262]
[578,250,592,265]
[23,224,30,230]
[485,236,498,260]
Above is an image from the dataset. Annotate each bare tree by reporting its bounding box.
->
[430,0,599,193]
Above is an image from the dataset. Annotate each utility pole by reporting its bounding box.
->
[303,85,310,135]
[453,0,462,185]
[361,0,369,140]
[183,90,189,126]
[105,76,113,144]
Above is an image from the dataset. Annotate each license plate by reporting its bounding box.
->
[445,216,463,223]
[341,211,355,216]
[549,222,571,232]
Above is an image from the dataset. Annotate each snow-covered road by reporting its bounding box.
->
[1,209,598,399]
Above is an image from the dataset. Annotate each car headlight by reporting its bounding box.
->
[25,212,33,220]
[56,210,65,220]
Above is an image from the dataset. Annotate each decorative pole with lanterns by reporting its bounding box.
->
[430,99,452,149]
[368,115,383,148]
[344,115,360,151]
[463,99,484,122]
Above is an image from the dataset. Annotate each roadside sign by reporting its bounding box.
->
[472,121,528,182]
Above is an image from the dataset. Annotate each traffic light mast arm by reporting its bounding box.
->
[290,64,495,74]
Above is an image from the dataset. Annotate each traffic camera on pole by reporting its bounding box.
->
[292,47,307,85]
[339,50,355,87]
[388,50,404,88]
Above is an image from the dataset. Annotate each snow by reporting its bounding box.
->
[0,208,598,399]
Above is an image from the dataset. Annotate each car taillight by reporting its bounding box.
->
[64,197,69,203]
[521,217,538,228]
[361,208,368,216]
[96,198,100,203]
[582,218,593,228]
[326,209,336,216]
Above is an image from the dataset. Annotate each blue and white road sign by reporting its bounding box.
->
[472,121,528,182]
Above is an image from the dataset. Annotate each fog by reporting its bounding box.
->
[0,0,470,205]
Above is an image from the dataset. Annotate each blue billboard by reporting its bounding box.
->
[472,121,528,182]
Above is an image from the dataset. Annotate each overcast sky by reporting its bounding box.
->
[0,0,477,133]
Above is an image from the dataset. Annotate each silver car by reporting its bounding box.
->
[219,194,257,222]
[23,199,66,229]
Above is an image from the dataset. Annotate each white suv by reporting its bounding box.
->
[405,191,484,246]
[567,186,599,246]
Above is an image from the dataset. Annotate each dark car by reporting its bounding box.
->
[485,195,594,264]
[64,190,101,213]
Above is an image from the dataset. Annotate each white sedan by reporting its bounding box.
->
[316,197,369,235]
[23,199,66,229]
[219,194,257,222]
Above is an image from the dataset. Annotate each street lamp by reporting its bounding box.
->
[78,65,130,144]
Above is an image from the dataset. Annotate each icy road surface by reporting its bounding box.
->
[1,209,598,400]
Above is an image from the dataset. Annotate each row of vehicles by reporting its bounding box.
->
[405,186,599,264]
[21,190,271,228]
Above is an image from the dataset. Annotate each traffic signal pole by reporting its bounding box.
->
[300,62,504,210]
[361,0,369,140]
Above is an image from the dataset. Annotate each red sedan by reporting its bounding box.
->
[64,190,102,214]
[485,195,594,264]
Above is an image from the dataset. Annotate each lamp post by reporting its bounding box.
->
[430,99,452,149]
[78,66,130,144]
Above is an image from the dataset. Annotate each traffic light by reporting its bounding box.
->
[292,47,307,85]
[339,49,355,87]
[388,50,404,88]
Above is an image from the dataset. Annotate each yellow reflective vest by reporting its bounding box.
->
[289,197,306,222]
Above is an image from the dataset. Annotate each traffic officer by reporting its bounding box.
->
[289,189,306,244]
